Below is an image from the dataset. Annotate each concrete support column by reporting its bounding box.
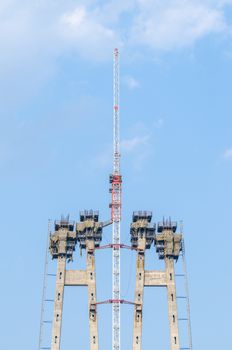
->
[86,241,99,350]
[51,256,66,350]
[132,238,145,350]
[165,258,180,350]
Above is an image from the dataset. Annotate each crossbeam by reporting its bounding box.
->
[95,299,136,306]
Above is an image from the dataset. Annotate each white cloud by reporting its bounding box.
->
[130,1,227,50]
[59,6,120,60]
[0,1,119,77]
[97,0,135,24]
[120,125,153,170]
[123,75,140,89]
[153,118,164,128]
[121,135,149,153]
[223,148,232,159]
[0,0,231,76]
[93,122,153,171]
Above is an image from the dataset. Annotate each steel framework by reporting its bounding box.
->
[109,48,122,350]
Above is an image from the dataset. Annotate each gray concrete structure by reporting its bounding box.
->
[47,212,183,350]
[130,211,155,350]
[156,219,182,350]
[49,212,111,350]
[131,214,182,350]
[50,217,75,350]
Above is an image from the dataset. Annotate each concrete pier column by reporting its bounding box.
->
[51,256,66,350]
[86,241,99,350]
[165,258,180,350]
[132,238,146,350]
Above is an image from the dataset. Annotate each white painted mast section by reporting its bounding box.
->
[112,48,121,350]
[113,49,120,176]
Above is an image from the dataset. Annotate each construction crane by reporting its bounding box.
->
[109,48,122,350]
[38,48,193,350]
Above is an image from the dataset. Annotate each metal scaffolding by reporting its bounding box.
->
[109,48,122,350]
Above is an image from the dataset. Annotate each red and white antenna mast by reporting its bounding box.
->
[110,48,122,350]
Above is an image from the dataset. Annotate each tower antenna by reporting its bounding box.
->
[110,48,122,350]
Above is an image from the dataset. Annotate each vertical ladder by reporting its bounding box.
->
[177,223,193,350]
[181,236,193,350]
[38,220,55,350]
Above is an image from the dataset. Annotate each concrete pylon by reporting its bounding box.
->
[131,214,182,350]
[51,256,66,349]
[165,258,180,350]
[132,237,145,350]
[156,219,182,350]
[49,212,111,350]
[86,240,99,350]
[50,217,75,349]
[130,211,155,350]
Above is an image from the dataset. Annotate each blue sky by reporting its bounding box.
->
[1,0,232,349]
